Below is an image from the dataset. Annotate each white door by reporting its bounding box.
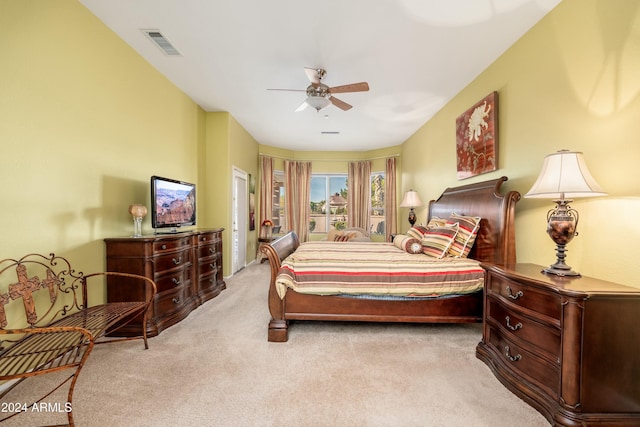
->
[232,168,248,274]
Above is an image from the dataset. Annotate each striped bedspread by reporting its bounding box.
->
[275,241,485,299]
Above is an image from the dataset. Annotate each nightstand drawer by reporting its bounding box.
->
[487,326,559,399]
[486,273,561,322]
[487,297,560,363]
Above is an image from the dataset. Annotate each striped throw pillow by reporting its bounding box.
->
[447,213,481,258]
[393,234,423,254]
[421,223,459,258]
[405,225,429,240]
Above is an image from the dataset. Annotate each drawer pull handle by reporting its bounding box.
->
[504,346,521,362]
[505,286,523,300]
[172,297,180,304]
[505,316,522,331]
[172,278,181,286]
[209,263,215,270]
[172,257,182,265]
[161,244,167,250]
[209,248,214,254]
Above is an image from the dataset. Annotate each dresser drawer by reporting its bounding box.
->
[487,326,559,399]
[155,286,188,316]
[486,274,561,322]
[197,244,216,259]
[199,258,218,275]
[154,248,192,273]
[153,236,192,253]
[154,267,192,293]
[196,232,217,244]
[486,297,560,363]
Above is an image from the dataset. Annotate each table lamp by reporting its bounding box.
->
[524,150,606,276]
[399,189,424,226]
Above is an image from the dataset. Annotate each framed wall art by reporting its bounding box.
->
[455,91,498,180]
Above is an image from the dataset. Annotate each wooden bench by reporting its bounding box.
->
[0,253,157,426]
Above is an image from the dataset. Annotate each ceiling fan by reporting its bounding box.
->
[268,67,369,112]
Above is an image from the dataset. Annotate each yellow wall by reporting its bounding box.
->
[401,0,640,286]
[0,1,205,308]
[203,112,260,274]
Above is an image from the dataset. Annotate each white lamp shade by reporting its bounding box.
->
[400,190,424,208]
[525,150,607,199]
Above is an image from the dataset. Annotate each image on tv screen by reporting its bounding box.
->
[154,178,195,227]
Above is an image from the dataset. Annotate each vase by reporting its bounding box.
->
[128,204,148,237]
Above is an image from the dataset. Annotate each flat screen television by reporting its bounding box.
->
[151,175,196,232]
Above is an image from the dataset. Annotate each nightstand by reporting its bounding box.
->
[476,263,640,426]
[257,237,275,263]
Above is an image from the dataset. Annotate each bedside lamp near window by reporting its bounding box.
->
[400,189,424,227]
[525,150,606,277]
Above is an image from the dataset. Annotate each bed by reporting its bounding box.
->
[261,176,520,342]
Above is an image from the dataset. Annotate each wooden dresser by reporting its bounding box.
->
[476,263,640,426]
[104,228,225,337]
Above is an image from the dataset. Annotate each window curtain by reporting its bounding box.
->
[259,155,274,228]
[284,160,312,242]
[347,160,371,232]
[385,157,398,242]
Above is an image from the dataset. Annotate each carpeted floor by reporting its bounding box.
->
[2,262,548,426]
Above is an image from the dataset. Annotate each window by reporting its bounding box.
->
[310,174,348,233]
[370,171,385,235]
[308,172,386,235]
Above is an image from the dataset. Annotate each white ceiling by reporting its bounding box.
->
[79,0,561,152]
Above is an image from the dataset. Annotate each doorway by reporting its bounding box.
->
[232,167,248,274]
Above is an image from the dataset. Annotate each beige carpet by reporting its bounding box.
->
[3,262,548,427]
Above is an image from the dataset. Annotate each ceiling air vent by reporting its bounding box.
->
[142,30,181,56]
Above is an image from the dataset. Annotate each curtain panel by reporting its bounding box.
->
[284,160,312,242]
[259,156,274,229]
[385,157,398,242]
[347,160,372,232]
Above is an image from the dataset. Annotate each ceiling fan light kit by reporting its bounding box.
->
[270,67,369,112]
[305,96,331,111]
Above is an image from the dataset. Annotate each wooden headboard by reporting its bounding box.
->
[427,176,521,266]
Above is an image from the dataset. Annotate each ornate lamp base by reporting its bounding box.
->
[408,208,417,226]
[543,244,580,276]
[543,199,580,277]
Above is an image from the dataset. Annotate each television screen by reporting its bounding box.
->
[151,176,196,231]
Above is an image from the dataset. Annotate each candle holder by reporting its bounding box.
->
[128,204,148,237]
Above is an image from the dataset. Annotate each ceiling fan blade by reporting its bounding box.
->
[267,88,305,92]
[304,67,325,86]
[329,82,370,94]
[330,96,352,111]
[295,100,308,112]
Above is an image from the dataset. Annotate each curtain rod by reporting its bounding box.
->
[259,153,400,162]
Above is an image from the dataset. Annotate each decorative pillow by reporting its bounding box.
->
[421,223,459,258]
[328,228,367,242]
[333,232,357,242]
[393,234,423,254]
[405,225,429,240]
[426,217,447,229]
[446,213,481,258]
